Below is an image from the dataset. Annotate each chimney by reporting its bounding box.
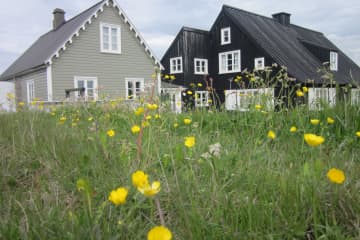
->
[272,12,291,26]
[53,8,66,30]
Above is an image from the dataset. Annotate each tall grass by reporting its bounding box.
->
[0,101,360,239]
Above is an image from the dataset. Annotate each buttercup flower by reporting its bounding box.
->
[267,130,276,140]
[184,136,196,148]
[132,171,149,188]
[138,181,161,197]
[131,125,141,134]
[327,117,335,124]
[310,119,320,125]
[184,118,192,125]
[108,187,128,205]
[304,133,325,147]
[107,129,115,137]
[296,90,304,97]
[290,126,297,133]
[327,168,345,184]
[147,226,172,240]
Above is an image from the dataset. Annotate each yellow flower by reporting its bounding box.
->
[296,90,304,97]
[197,83,203,87]
[88,117,93,122]
[173,123,179,128]
[146,115,152,120]
[131,125,141,134]
[155,114,161,119]
[310,119,320,125]
[327,168,345,184]
[60,116,67,122]
[267,130,276,140]
[187,90,193,95]
[135,107,145,116]
[170,75,176,80]
[164,74,170,79]
[147,104,158,111]
[132,171,149,188]
[184,136,195,148]
[108,187,128,205]
[18,102,25,107]
[138,181,161,197]
[327,117,335,124]
[107,129,115,137]
[304,133,325,147]
[183,118,192,125]
[255,104,262,110]
[302,86,308,93]
[142,121,150,128]
[356,131,360,137]
[290,126,297,133]
[147,226,172,240]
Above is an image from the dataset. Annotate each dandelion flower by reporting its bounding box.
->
[138,181,161,197]
[107,129,115,137]
[108,187,128,205]
[327,168,345,184]
[290,126,297,133]
[183,118,192,125]
[267,130,276,140]
[187,90,193,95]
[147,104,158,111]
[302,86,308,93]
[132,171,149,188]
[164,75,170,79]
[147,226,172,240]
[131,125,141,134]
[296,90,304,97]
[356,131,360,137]
[255,104,262,110]
[304,133,325,147]
[310,119,320,125]
[184,136,195,148]
[197,83,203,87]
[327,117,335,124]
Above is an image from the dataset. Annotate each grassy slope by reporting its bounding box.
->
[0,103,360,239]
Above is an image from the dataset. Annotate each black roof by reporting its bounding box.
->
[222,5,360,84]
[0,0,162,81]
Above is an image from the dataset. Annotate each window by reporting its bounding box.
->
[26,80,35,103]
[170,57,183,74]
[126,78,144,99]
[195,91,209,107]
[254,57,265,70]
[351,89,360,105]
[74,76,98,101]
[330,51,338,71]
[100,22,121,54]
[225,88,274,111]
[221,27,231,45]
[194,58,208,74]
[219,50,241,74]
[308,88,336,110]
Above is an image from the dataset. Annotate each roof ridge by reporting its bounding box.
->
[182,26,209,33]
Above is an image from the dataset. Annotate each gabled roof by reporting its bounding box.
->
[0,0,162,81]
[221,5,360,84]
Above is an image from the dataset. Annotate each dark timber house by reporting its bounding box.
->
[161,5,360,111]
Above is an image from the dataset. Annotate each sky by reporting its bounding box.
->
[0,0,359,73]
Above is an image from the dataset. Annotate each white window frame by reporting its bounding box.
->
[26,79,35,103]
[194,58,208,75]
[330,51,338,71]
[221,27,231,45]
[219,50,241,74]
[125,78,145,100]
[100,22,121,54]
[308,88,336,110]
[170,57,183,74]
[74,76,98,101]
[254,57,265,70]
[195,91,209,107]
[351,88,360,105]
[225,88,274,111]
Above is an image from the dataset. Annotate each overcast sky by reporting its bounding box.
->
[0,0,359,73]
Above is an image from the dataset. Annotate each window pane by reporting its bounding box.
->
[111,28,118,51]
[78,80,84,88]
[103,26,109,50]
[87,80,93,89]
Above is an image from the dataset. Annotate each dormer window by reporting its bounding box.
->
[254,57,265,70]
[330,51,338,71]
[221,27,231,45]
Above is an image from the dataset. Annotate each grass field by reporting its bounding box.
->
[1,100,360,239]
